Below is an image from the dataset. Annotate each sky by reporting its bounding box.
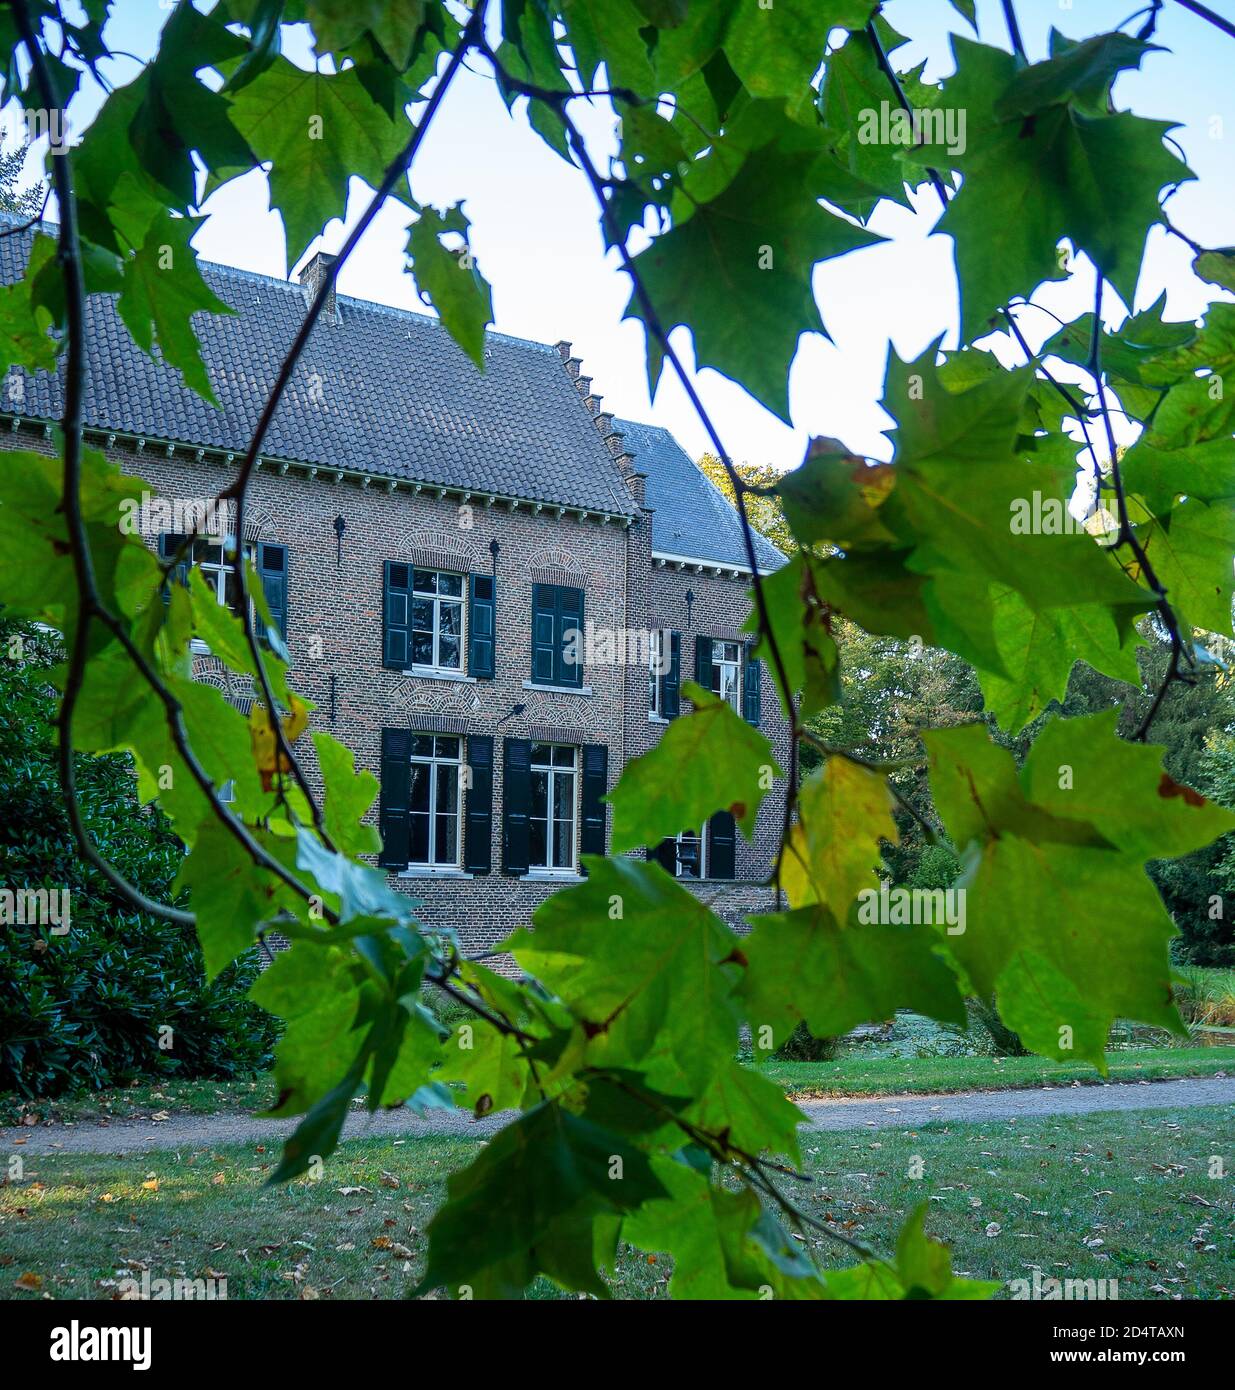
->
[14,0,1235,472]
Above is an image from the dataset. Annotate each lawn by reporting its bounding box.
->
[3,1105,1231,1300]
[5,1044,1233,1130]
[760,1046,1235,1098]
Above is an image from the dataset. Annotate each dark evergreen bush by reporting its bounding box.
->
[0,621,278,1097]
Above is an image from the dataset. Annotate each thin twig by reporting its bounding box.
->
[1172,0,1235,41]
[1087,277,1192,739]
[864,21,951,213]
[1002,0,1028,61]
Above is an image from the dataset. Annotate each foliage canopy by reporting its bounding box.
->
[0,0,1233,1298]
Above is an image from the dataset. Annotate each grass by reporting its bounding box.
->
[0,1077,278,1129]
[5,1043,1233,1129]
[762,1047,1235,1099]
[2,1106,1231,1300]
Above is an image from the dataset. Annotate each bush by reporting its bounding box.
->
[1172,967,1235,1028]
[0,622,278,1098]
[964,996,1029,1057]
[774,1022,840,1062]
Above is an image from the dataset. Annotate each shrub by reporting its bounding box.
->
[0,622,279,1098]
[964,996,1030,1057]
[774,1022,840,1062]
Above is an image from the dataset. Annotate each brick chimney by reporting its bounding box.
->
[298,252,338,322]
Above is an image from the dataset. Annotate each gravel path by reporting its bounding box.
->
[4,1077,1232,1158]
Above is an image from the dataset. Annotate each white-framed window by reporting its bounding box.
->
[192,536,251,610]
[411,569,464,672]
[674,827,704,879]
[713,640,742,711]
[648,629,663,717]
[408,734,463,867]
[529,743,577,872]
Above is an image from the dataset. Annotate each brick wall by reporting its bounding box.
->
[4,410,789,961]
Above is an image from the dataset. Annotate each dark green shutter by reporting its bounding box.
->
[378,728,411,868]
[464,735,493,873]
[256,542,288,643]
[468,573,495,678]
[558,586,584,687]
[660,630,681,719]
[383,561,411,670]
[502,737,531,876]
[580,743,608,862]
[531,584,585,687]
[531,584,557,684]
[742,646,761,726]
[708,810,736,880]
[157,532,189,603]
[694,635,713,696]
[649,839,677,873]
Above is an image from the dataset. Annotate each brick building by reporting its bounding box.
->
[1,225,789,954]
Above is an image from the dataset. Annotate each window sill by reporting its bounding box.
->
[397,866,473,879]
[647,712,669,724]
[522,680,592,696]
[402,666,476,683]
[523,870,583,883]
[190,638,212,656]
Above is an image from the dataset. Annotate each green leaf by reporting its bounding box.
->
[0,235,59,375]
[686,1059,805,1164]
[1121,436,1235,516]
[744,553,841,720]
[1194,248,1235,293]
[779,755,898,911]
[892,1204,999,1300]
[818,24,945,211]
[406,203,494,370]
[918,38,1191,339]
[417,1098,667,1297]
[512,857,743,1090]
[313,731,382,857]
[607,682,780,851]
[739,905,966,1051]
[127,1,252,207]
[115,211,235,403]
[996,31,1161,119]
[174,817,285,977]
[269,1056,368,1183]
[294,826,416,924]
[624,1156,825,1299]
[720,0,877,105]
[1140,498,1235,635]
[922,717,1227,1064]
[973,584,1142,733]
[626,131,881,421]
[252,942,364,1113]
[225,57,412,265]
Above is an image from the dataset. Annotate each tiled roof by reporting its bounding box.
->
[614,418,786,572]
[0,215,637,517]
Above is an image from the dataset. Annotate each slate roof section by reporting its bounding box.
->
[0,215,636,517]
[614,417,786,572]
